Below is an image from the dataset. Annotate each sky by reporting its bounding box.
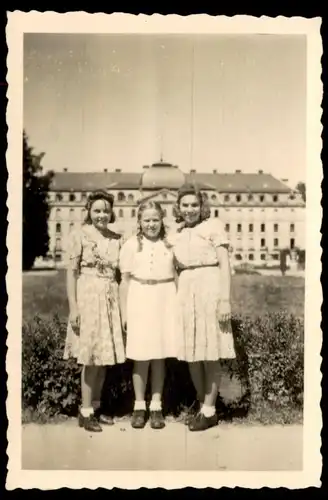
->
[23,33,306,187]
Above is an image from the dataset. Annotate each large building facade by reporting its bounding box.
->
[47,161,305,267]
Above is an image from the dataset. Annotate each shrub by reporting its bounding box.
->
[22,311,304,423]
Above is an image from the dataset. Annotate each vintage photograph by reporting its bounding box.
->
[6,13,322,490]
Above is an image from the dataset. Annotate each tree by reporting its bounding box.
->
[23,131,54,270]
[296,182,306,202]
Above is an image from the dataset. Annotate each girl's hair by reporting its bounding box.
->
[84,190,116,225]
[136,200,171,252]
[172,183,211,227]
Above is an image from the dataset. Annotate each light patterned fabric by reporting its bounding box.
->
[63,224,125,366]
[169,218,236,362]
[119,236,178,361]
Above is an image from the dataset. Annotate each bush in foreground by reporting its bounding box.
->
[22,311,303,424]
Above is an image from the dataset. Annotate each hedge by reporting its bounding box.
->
[22,311,304,424]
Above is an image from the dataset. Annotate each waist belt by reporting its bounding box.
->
[131,275,175,285]
[178,263,219,272]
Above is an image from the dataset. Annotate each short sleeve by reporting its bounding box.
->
[203,218,229,248]
[119,237,137,274]
[65,229,82,269]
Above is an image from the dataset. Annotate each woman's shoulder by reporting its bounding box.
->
[199,217,225,234]
[120,234,138,251]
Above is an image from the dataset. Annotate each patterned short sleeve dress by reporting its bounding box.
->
[63,224,126,366]
[170,218,236,363]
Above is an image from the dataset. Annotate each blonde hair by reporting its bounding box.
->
[136,201,171,252]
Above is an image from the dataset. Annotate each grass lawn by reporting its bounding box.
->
[23,269,305,322]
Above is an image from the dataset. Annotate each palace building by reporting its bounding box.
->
[47,161,305,267]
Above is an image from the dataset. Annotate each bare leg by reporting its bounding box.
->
[188,361,205,404]
[81,365,99,415]
[133,360,150,406]
[93,366,107,406]
[150,359,165,405]
[202,361,220,416]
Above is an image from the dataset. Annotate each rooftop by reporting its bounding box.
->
[49,167,292,193]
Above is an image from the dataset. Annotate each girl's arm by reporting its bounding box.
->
[119,272,130,329]
[216,244,232,322]
[66,266,80,332]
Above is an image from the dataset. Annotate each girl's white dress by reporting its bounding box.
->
[119,236,178,361]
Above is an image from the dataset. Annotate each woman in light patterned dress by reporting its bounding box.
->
[170,183,236,432]
[64,190,125,432]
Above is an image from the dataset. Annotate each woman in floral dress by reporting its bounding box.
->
[170,183,236,432]
[64,190,125,432]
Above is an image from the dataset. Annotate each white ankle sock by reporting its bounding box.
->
[81,406,94,417]
[201,405,216,418]
[134,400,146,411]
[149,400,162,412]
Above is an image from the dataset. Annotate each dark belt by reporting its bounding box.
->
[131,275,175,285]
[178,263,219,272]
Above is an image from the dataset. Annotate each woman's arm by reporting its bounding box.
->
[216,244,232,322]
[119,272,130,329]
[66,266,80,333]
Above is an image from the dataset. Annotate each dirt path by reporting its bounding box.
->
[22,420,303,471]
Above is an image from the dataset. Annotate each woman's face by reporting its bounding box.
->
[179,194,201,225]
[89,199,112,231]
[140,208,162,240]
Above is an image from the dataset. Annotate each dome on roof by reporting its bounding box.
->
[141,161,185,190]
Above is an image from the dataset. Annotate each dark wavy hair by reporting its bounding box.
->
[84,190,116,225]
[173,183,211,226]
[136,200,171,252]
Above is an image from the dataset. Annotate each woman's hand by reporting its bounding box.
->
[218,299,231,323]
[69,306,80,335]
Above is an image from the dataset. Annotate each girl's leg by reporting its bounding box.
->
[132,360,150,410]
[149,359,166,429]
[81,365,99,416]
[131,360,150,429]
[188,361,205,406]
[201,361,220,418]
[92,366,107,411]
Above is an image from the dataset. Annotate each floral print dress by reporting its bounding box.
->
[63,224,126,366]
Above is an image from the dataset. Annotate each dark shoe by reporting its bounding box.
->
[94,408,114,426]
[78,412,103,432]
[150,410,165,430]
[188,412,218,432]
[184,400,201,426]
[131,409,146,429]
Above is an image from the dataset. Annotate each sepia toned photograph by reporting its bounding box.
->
[6,13,322,490]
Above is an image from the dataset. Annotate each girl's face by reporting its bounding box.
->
[179,194,201,225]
[140,208,162,240]
[89,199,112,231]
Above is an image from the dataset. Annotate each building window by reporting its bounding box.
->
[225,223,230,232]
[214,210,219,218]
[55,193,63,202]
[163,209,167,217]
[273,195,278,202]
[69,223,74,231]
[249,223,253,233]
[55,237,61,250]
[118,192,125,202]
[131,209,136,218]
[69,193,76,202]
[56,223,61,233]
[81,193,87,202]
[224,194,230,202]
[128,193,134,202]
[290,238,295,249]
[261,238,266,247]
[235,254,242,261]
[55,208,61,218]
[119,209,124,218]
[272,254,279,260]
[69,208,74,219]
[248,194,254,202]
[211,194,217,201]
[237,224,242,233]
[274,223,278,232]
[236,194,241,203]
[289,194,296,200]
[248,254,254,261]
[55,254,62,262]
[260,253,266,261]
[290,223,295,232]
[261,223,265,232]
[274,238,279,247]
[260,195,265,202]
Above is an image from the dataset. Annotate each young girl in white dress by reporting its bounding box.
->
[119,201,177,430]
[64,190,126,432]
